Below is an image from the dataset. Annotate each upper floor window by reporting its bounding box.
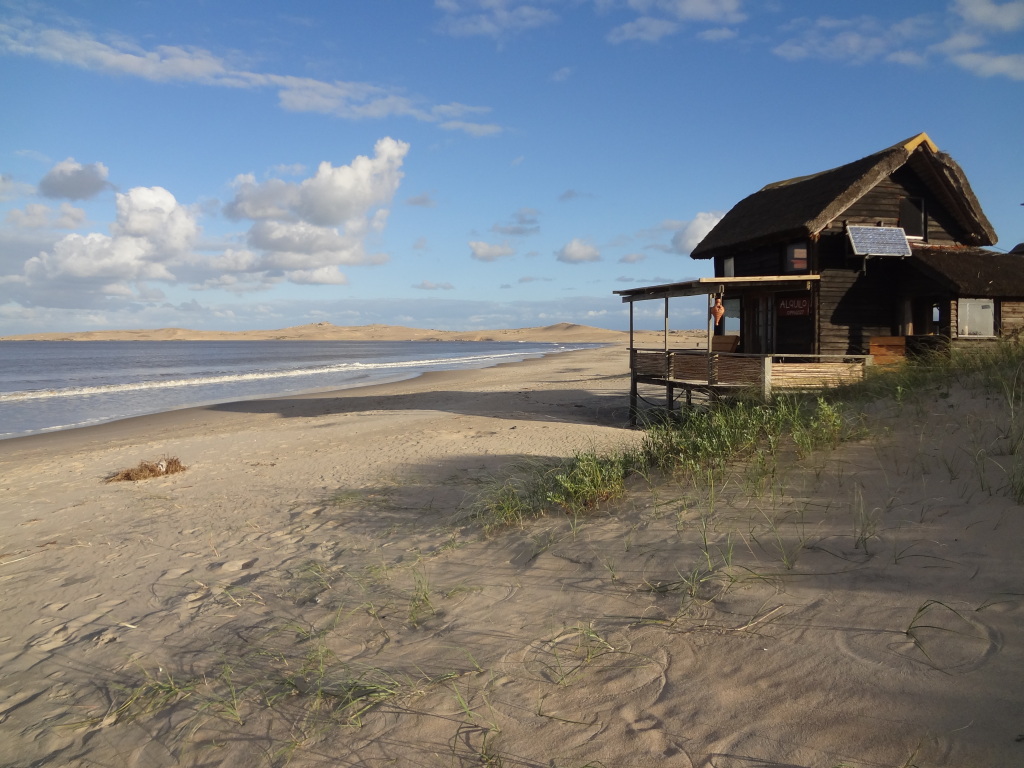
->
[784,242,808,273]
[900,197,926,239]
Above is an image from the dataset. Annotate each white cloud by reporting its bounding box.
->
[699,27,738,41]
[227,138,408,227]
[0,20,499,136]
[37,158,111,200]
[406,192,437,207]
[287,266,349,285]
[470,241,516,261]
[0,174,34,201]
[771,7,1023,80]
[413,280,455,290]
[24,186,196,285]
[950,50,1024,78]
[224,138,407,274]
[608,16,678,43]
[551,66,572,81]
[439,120,503,136]
[493,207,540,236]
[670,211,724,254]
[628,0,746,24]
[112,187,198,252]
[556,238,601,263]
[619,252,646,263]
[247,220,386,269]
[435,1,559,38]
[773,16,894,63]
[6,203,52,228]
[954,0,1024,31]
[6,202,86,229]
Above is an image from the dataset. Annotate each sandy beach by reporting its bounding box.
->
[2,332,1023,767]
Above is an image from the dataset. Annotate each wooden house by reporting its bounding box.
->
[614,133,1021,417]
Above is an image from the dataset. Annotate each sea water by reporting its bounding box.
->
[0,340,597,440]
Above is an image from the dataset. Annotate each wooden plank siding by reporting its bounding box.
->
[817,267,897,355]
[1001,301,1024,335]
[771,362,865,390]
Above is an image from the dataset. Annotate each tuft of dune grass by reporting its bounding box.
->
[106,457,187,483]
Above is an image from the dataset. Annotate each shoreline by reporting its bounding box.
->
[0,346,633,457]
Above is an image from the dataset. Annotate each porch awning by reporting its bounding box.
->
[613,275,820,303]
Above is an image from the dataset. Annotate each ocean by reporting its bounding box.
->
[0,340,598,440]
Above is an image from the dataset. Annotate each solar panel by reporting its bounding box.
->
[847,226,912,257]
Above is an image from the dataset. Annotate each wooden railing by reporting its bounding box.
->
[629,348,872,398]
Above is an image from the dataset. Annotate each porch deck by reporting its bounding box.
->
[628,348,872,423]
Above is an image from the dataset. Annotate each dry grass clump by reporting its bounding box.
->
[106,457,186,483]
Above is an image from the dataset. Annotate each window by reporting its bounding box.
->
[900,197,926,239]
[784,242,808,273]
[723,256,735,277]
[957,298,995,337]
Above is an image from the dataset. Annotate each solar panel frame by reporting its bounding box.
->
[847,226,912,257]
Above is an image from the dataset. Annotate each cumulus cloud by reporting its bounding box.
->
[287,266,349,285]
[6,202,86,229]
[37,158,111,200]
[556,238,601,263]
[619,252,646,263]
[470,241,516,261]
[224,137,408,275]
[670,211,724,254]
[227,138,408,228]
[24,187,196,287]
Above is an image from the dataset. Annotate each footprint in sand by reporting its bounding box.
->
[619,706,693,763]
[157,567,193,581]
[205,558,258,572]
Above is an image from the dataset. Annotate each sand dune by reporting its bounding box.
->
[0,321,705,345]
[1,346,1021,766]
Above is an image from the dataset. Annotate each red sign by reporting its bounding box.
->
[777,296,811,317]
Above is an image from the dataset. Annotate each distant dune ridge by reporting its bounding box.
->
[0,321,704,345]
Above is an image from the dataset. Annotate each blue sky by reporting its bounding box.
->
[1,0,1021,334]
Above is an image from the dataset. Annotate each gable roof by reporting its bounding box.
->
[910,246,1024,297]
[691,133,997,259]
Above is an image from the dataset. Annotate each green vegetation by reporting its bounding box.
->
[470,340,1024,534]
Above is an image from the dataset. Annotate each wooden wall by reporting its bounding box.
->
[1001,301,1024,335]
[818,265,899,355]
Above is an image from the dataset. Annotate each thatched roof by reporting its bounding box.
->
[691,133,997,259]
[910,247,1024,297]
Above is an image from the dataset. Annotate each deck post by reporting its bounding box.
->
[761,355,773,399]
[627,303,637,426]
[706,292,718,384]
[663,297,669,352]
[629,371,638,427]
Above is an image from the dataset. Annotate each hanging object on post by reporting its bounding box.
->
[710,296,725,326]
